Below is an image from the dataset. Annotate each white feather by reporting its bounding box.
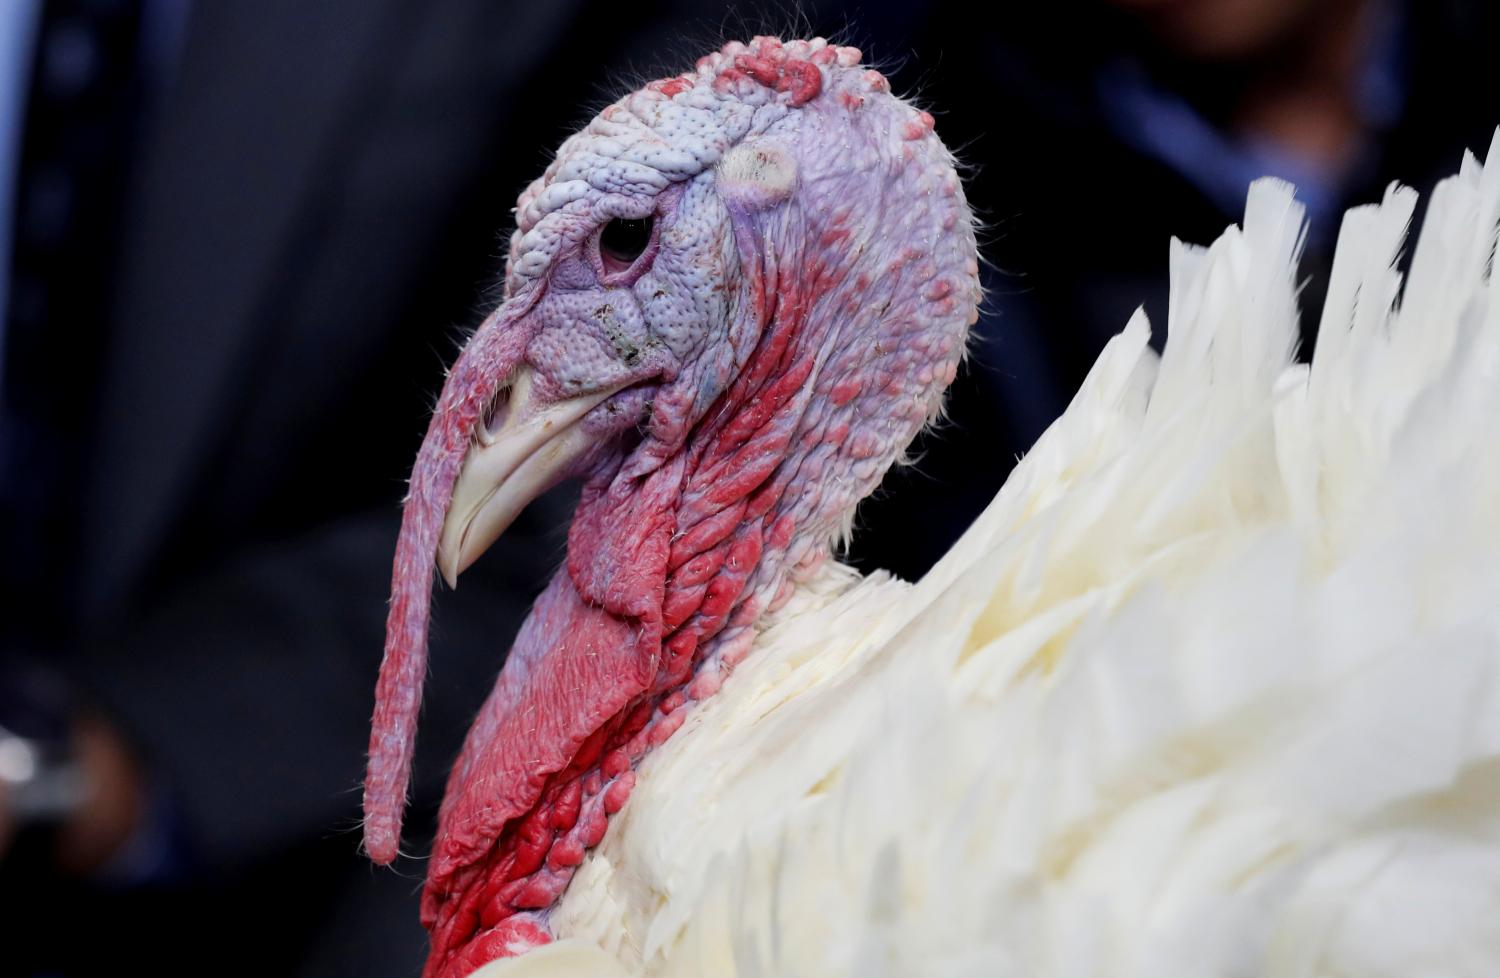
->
[474,135,1500,978]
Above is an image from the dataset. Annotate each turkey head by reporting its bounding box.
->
[363,36,980,978]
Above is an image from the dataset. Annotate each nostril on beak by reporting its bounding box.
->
[479,386,511,446]
[479,369,533,447]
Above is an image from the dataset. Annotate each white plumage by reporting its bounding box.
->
[473,135,1500,978]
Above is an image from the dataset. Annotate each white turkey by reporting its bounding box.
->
[362,35,1500,978]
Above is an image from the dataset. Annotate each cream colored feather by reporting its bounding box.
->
[473,134,1500,978]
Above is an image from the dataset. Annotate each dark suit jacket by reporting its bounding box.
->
[9,1,728,975]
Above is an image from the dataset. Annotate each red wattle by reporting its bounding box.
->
[419,316,819,976]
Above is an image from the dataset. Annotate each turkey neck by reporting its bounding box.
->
[424,248,967,974]
[420,82,979,978]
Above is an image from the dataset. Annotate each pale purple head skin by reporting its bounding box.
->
[363,36,980,978]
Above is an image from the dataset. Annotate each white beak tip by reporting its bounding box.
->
[432,370,629,596]
[437,549,461,590]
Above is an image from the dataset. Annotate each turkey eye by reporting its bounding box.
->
[599,217,654,271]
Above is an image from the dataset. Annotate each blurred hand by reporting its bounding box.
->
[0,713,144,875]
[0,779,13,857]
[57,714,146,875]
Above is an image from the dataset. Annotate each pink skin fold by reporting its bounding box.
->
[363,296,537,866]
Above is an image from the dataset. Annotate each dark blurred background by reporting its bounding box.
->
[0,0,1494,974]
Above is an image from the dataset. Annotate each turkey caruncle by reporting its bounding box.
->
[364,34,1500,978]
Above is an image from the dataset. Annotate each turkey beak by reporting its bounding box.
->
[436,367,625,588]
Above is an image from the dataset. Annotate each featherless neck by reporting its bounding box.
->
[369,38,983,976]
[577,176,976,697]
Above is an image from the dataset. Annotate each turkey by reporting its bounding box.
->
[363,35,1500,978]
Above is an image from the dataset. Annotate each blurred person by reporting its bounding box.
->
[0,2,753,975]
[847,0,1500,578]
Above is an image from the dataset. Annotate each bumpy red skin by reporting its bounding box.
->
[421,296,811,976]
[363,36,980,978]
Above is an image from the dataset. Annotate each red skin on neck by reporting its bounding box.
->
[364,35,978,978]
[420,259,821,978]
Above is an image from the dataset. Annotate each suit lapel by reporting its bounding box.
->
[82,0,407,616]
